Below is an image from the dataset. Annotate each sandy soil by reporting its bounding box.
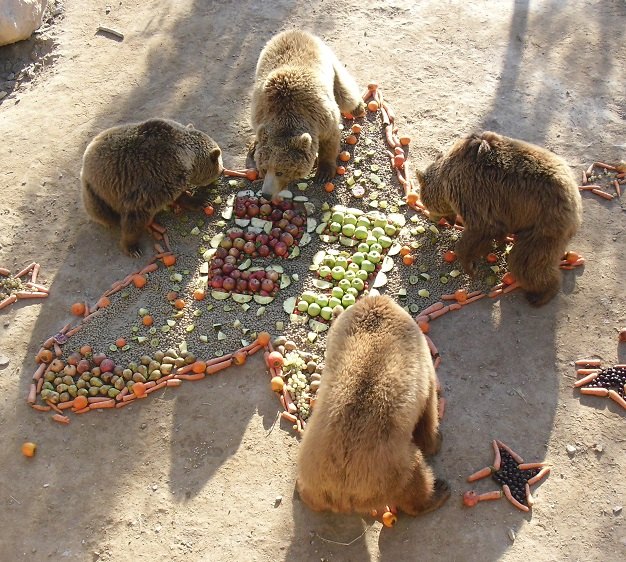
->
[1,1,625,561]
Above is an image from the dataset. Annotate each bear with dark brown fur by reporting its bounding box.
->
[296,295,450,517]
[250,30,365,200]
[81,118,223,257]
[416,131,582,306]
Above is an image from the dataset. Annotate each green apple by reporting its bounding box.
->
[371,226,385,239]
[378,235,393,248]
[357,242,370,253]
[367,251,381,264]
[373,216,387,228]
[331,266,345,280]
[343,270,356,281]
[384,223,397,237]
[331,286,344,299]
[361,259,376,273]
[351,252,365,265]
[328,296,342,308]
[318,265,331,278]
[342,293,356,307]
[347,262,360,272]
[316,295,329,308]
[351,278,365,291]
[323,255,336,267]
[341,223,356,237]
[356,269,369,281]
[301,291,317,304]
[307,302,321,316]
[346,287,359,297]
[335,256,349,269]
[297,299,309,312]
[329,221,342,233]
[338,278,351,292]
[368,242,383,254]
[356,216,371,228]
[331,211,345,223]
[343,213,357,226]
[320,306,333,320]
[354,225,369,240]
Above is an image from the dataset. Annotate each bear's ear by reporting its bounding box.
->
[209,147,221,161]
[186,123,195,129]
[290,132,312,152]
[478,138,491,155]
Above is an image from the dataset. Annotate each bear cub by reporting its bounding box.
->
[296,295,450,516]
[417,131,582,306]
[250,30,365,200]
[81,118,223,257]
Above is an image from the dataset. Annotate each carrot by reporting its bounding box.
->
[122,393,137,402]
[36,378,44,393]
[65,326,82,337]
[518,462,548,470]
[96,296,111,308]
[177,372,206,381]
[87,396,111,403]
[154,243,165,254]
[115,401,129,408]
[142,315,154,327]
[420,302,445,317]
[467,466,493,482]
[496,441,524,463]
[132,382,147,397]
[585,163,595,175]
[52,414,71,424]
[502,484,529,512]
[281,411,297,423]
[608,389,626,410]
[15,262,36,278]
[462,294,486,306]
[492,440,502,470]
[502,281,520,294]
[351,123,362,134]
[594,161,617,171]
[175,363,194,376]
[573,372,599,387]
[425,335,438,357]
[488,288,503,298]
[146,381,167,394]
[140,262,158,275]
[32,362,47,380]
[74,406,90,414]
[116,387,129,401]
[25,282,49,293]
[155,374,175,385]
[525,483,535,507]
[434,356,441,369]
[417,320,429,334]
[0,267,11,276]
[43,337,55,349]
[576,368,600,376]
[527,467,550,486]
[53,343,63,358]
[437,396,446,420]
[367,100,379,112]
[148,221,166,234]
[206,360,233,375]
[166,378,183,387]
[283,388,297,414]
[89,399,116,409]
[16,291,48,299]
[256,331,271,347]
[31,404,51,412]
[27,384,37,404]
[222,169,248,178]
[581,170,587,185]
[591,188,614,200]
[46,400,63,414]
[575,358,601,367]
[579,387,608,397]
[427,305,451,321]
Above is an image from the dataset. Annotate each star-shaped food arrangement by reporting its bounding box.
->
[462,440,550,512]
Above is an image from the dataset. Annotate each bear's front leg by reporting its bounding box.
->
[315,129,341,183]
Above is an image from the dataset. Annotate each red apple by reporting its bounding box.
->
[280,232,295,247]
[247,204,260,217]
[233,237,246,250]
[266,270,279,282]
[222,263,235,275]
[274,242,288,256]
[249,278,261,292]
[243,241,256,254]
[236,279,248,292]
[211,276,224,289]
[260,203,272,216]
[258,245,270,257]
[261,278,275,292]
[222,277,236,292]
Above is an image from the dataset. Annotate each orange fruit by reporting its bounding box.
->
[97,296,111,308]
[267,351,284,369]
[232,351,247,366]
[270,376,284,392]
[351,124,362,134]
[336,166,346,176]
[193,288,206,301]
[324,182,335,192]
[367,100,379,112]
[486,253,498,264]
[70,302,86,316]
[21,442,37,458]
[79,345,92,357]
[399,136,411,146]
[402,254,415,266]
[174,299,185,310]
[256,331,271,347]
[382,511,397,528]
[339,151,351,162]
[564,251,579,264]
[203,205,215,216]
[37,349,54,364]
[502,272,516,286]
[115,338,127,348]
[73,395,88,410]
[162,254,176,267]
[245,169,259,181]
[132,382,147,397]
[345,135,358,145]
[132,274,147,288]
[443,250,456,263]
[406,192,419,206]
[454,289,468,303]
[142,315,154,327]
[399,246,412,257]
[192,361,207,374]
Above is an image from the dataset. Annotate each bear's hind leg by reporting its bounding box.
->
[508,232,563,307]
[120,210,153,258]
[412,382,442,457]
[82,181,120,228]
[332,62,365,117]
[396,450,450,516]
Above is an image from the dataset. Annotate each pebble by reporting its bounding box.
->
[566,444,577,455]
[507,528,516,542]
[614,506,623,516]
[151,484,158,491]
[0,355,9,368]
[274,495,282,507]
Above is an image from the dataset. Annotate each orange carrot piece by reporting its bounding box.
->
[65,326,82,337]
[467,466,493,482]
[206,360,233,375]
[52,413,71,424]
[420,302,445,317]
[575,358,601,367]
[428,305,450,320]
[222,169,248,178]
[58,400,75,410]
[576,368,600,376]
[574,372,600,387]
[140,262,158,275]
[502,281,520,294]
[89,399,115,409]
[579,387,609,397]
[115,401,129,408]
[496,440,524,463]
[492,440,502,470]
[591,188,614,200]
[0,294,17,309]
[32,363,47,381]
[437,396,446,420]
[148,221,166,234]
[26,384,37,404]
[31,404,51,412]
[155,374,175,385]
[477,490,503,502]
[87,396,111,403]
[281,411,297,423]
[462,294,486,306]
[424,335,438,357]
[594,161,617,170]
[166,378,183,387]
[15,262,36,278]
[25,282,49,293]
[502,484,529,511]
[518,462,548,470]
[246,343,263,356]
[177,372,206,381]
[608,389,626,410]
[53,343,63,358]
[46,400,63,414]
[175,364,194,375]
[441,294,457,301]
[16,291,48,299]
[488,288,503,298]
[122,393,137,402]
[0,267,10,276]
[146,381,167,394]
[116,387,129,401]
[448,303,462,311]
[283,388,297,414]
[527,467,551,485]
[74,406,91,414]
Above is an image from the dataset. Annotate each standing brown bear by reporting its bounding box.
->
[250,30,365,200]
[296,295,450,517]
[417,131,582,306]
[81,118,223,257]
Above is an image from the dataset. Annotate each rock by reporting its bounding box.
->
[614,506,623,516]
[274,495,282,507]
[0,355,9,368]
[507,528,516,542]
[566,444,577,455]
[0,1,48,47]
[0,91,7,100]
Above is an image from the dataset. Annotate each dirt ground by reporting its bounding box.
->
[1,1,625,561]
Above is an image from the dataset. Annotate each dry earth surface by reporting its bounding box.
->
[0,1,625,561]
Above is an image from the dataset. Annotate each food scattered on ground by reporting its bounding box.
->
[0,262,48,310]
[574,360,626,411]
[464,440,550,512]
[579,161,625,200]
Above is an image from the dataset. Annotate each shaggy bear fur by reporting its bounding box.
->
[250,30,365,199]
[417,131,582,306]
[81,118,223,257]
[296,295,450,516]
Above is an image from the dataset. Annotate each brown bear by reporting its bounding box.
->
[249,30,365,200]
[416,131,582,306]
[81,118,223,257]
[296,295,450,517]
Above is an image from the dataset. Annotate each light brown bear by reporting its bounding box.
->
[296,295,450,516]
[81,118,223,257]
[416,131,582,306]
[250,30,365,200]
